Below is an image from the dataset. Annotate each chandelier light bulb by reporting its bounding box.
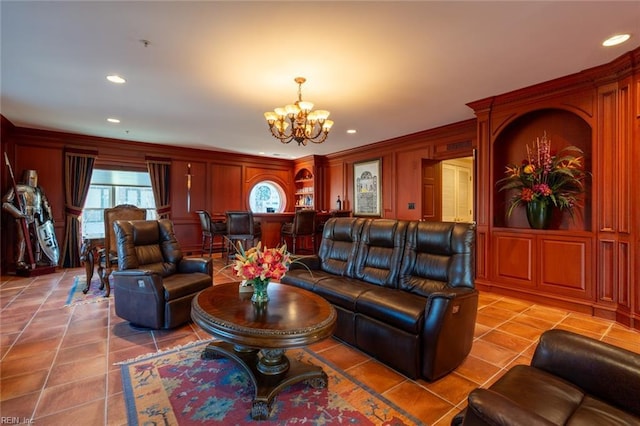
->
[264,111,277,123]
[298,101,314,113]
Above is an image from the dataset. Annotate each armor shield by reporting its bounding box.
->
[37,220,59,265]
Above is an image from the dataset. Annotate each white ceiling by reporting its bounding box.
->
[1,1,638,160]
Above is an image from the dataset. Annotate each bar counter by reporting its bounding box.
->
[253,211,350,249]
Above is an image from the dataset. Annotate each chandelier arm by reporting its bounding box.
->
[267,126,294,144]
[304,124,325,140]
[307,132,329,144]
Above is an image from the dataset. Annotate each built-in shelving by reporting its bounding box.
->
[294,169,314,209]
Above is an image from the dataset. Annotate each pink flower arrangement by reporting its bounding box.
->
[497,132,588,219]
[232,242,291,282]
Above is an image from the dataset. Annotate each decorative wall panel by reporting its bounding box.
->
[494,234,533,285]
[539,237,591,299]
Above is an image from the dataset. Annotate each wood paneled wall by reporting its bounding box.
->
[1,116,477,273]
[468,47,640,330]
[322,119,477,221]
[0,126,295,268]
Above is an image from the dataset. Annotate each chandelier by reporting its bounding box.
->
[264,77,334,146]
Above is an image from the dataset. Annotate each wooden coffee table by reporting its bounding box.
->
[191,282,337,420]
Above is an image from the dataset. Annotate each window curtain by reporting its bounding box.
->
[146,157,171,219]
[61,149,97,267]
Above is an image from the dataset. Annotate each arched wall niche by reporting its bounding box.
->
[493,108,592,231]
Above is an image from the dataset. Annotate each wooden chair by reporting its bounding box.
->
[94,204,146,296]
[281,209,316,254]
[225,211,261,263]
[195,210,227,257]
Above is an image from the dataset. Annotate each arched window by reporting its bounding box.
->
[248,181,286,213]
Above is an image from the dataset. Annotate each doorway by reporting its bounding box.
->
[422,156,474,223]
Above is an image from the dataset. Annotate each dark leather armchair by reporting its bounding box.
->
[111,219,213,329]
[195,210,227,256]
[225,211,261,263]
[453,329,640,425]
[281,209,316,254]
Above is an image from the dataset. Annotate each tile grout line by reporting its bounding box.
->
[30,270,75,421]
[104,293,113,424]
[474,307,574,392]
[0,275,40,363]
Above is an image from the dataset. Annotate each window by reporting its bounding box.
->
[248,181,286,213]
[82,170,157,238]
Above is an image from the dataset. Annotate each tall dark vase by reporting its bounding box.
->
[526,199,553,229]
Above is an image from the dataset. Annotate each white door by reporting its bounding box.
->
[441,160,473,223]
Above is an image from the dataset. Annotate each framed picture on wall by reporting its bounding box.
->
[353,158,381,216]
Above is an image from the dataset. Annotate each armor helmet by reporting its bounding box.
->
[22,170,38,187]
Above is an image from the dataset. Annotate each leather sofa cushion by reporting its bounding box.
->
[413,220,466,255]
[140,261,178,277]
[355,286,425,334]
[570,395,640,425]
[318,218,365,277]
[399,221,475,296]
[132,220,161,245]
[313,277,372,311]
[489,364,585,424]
[531,329,640,417]
[398,256,449,297]
[281,269,334,291]
[354,219,407,287]
[134,244,166,266]
[467,364,640,426]
[162,272,211,301]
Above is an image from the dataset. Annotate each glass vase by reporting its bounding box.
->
[250,278,270,303]
[526,199,553,229]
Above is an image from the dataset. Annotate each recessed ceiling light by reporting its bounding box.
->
[347,129,357,134]
[107,118,120,123]
[602,34,630,47]
[106,74,126,84]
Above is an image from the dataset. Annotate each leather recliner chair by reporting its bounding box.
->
[111,219,213,329]
[452,329,640,425]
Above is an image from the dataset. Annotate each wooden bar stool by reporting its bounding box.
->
[225,211,261,263]
[281,209,316,254]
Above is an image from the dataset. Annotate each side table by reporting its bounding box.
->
[79,237,109,296]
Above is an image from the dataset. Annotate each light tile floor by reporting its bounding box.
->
[1,257,639,425]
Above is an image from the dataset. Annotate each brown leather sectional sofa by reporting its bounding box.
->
[281,217,477,381]
[453,329,640,425]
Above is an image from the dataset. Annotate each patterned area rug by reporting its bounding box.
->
[120,341,419,425]
[64,275,110,307]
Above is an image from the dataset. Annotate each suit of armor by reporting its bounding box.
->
[2,170,58,268]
